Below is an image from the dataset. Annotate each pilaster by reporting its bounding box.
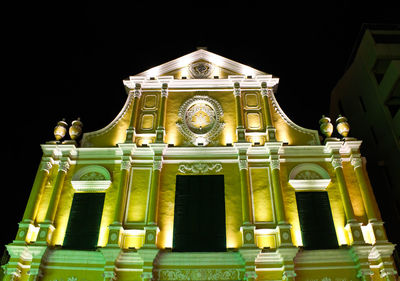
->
[234,143,256,248]
[125,83,142,143]
[325,141,365,246]
[155,83,168,143]
[260,83,276,141]
[233,82,246,142]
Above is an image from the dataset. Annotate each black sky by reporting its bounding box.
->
[2,2,399,250]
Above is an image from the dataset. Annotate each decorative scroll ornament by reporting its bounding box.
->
[189,62,214,79]
[176,95,224,146]
[178,162,222,174]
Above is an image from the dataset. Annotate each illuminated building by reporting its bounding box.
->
[2,49,398,281]
[330,24,400,270]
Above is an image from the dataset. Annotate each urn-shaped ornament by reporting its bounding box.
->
[69,118,83,140]
[336,115,350,137]
[319,115,333,138]
[54,119,68,141]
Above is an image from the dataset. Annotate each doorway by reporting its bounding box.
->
[173,175,226,252]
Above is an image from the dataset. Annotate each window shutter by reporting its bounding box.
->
[63,193,105,250]
[173,175,226,252]
[296,191,338,250]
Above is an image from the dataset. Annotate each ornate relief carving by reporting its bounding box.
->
[189,62,214,79]
[158,268,242,281]
[176,95,224,146]
[80,172,106,180]
[178,162,222,174]
[294,170,322,180]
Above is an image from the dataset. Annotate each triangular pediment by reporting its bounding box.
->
[135,49,268,79]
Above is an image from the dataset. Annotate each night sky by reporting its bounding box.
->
[2,2,399,252]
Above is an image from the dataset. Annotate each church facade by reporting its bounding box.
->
[2,50,398,281]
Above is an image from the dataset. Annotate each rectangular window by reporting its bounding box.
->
[63,193,105,250]
[173,175,226,252]
[296,191,338,250]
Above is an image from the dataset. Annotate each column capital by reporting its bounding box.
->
[39,161,53,173]
[130,83,142,98]
[238,159,248,170]
[261,86,273,97]
[161,83,169,98]
[153,160,162,171]
[270,159,280,170]
[58,161,70,173]
[233,82,241,97]
[120,160,132,171]
[331,155,343,169]
[350,155,363,169]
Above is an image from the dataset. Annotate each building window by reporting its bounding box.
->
[173,175,226,252]
[63,193,105,250]
[295,191,338,250]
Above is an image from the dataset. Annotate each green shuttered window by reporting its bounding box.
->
[296,191,338,250]
[173,175,226,252]
[63,193,105,250]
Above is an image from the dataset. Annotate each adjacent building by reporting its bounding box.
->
[330,24,400,270]
[2,49,398,281]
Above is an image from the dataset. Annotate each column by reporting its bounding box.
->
[144,144,166,248]
[233,82,246,142]
[147,158,161,226]
[270,157,293,247]
[331,155,365,245]
[239,158,251,225]
[107,158,131,247]
[331,156,356,223]
[125,83,142,143]
[350,155,390,245]
[155,83,168,143]
[36,160,70,245]
[260,82,276,141]
[235,143,256,248]
[14,160,53,244]
[350,156,378,221]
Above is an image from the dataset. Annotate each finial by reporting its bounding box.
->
[319,115,333,138]
[336,115,350,137]
[69,118,83,140]
[53,119,68,141]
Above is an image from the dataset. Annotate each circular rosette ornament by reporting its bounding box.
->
[176,95,224,146]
